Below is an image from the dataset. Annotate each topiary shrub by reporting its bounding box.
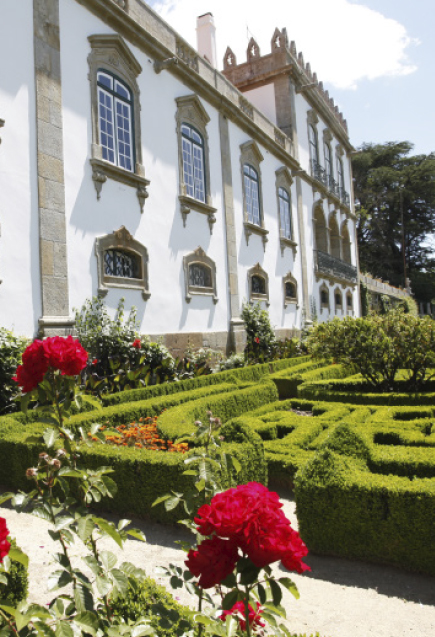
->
[110,575,194,637]
[307,310,435,391]
[0,328,29,414]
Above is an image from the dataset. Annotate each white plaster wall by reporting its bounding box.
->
[243,85,277,126]
[60,0,229,336]
[227,120,304,332]
[0,1,40,337]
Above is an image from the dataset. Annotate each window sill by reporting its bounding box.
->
[90,158,150,213]
[284,298,299,308]
[99,276,151,301]
[250,293,270,307]
[244,222,269,250]
[179,195,217,234]
[186,286,218,304]
[279,236,298,257]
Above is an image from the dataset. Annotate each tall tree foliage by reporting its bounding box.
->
[352,142,435,302]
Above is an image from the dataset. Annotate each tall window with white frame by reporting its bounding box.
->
[308,125,319,168]
[181,124,205,202]
[97,71,134,171]
[337,156,345,194]
[244,164,261,226]
[324,142,333,190]
[278,187,292,240]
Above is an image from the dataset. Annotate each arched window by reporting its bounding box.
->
[104,248,139,279]
[252,275,266,294]
[244,164,261,226]
[314,206,328,254]
[329,214,341,260]
[189,262,212,288]
[337,156,345,192]
[95,226,150,299]
[320,284,330,311]
[248,263,269,304]
[97,71,134,171]
[324,142,333,185]
[334,288,343,312]
[278,187,292,240]
[308,125,319,165]
[183,247,218,303]
[283,272,298,307]
[342,223,352,264]
[88,35,149,211]
[346,291,353,315]
[181,124,205,203]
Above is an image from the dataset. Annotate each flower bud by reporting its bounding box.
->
[26,467,38,479]
[56,449,67,458]
[50,459,61,470]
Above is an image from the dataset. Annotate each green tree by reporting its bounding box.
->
[352,142,435,302]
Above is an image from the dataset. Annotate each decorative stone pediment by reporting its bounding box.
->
[240,140,264,166]
[176,94,210,128]
[323,128,333,143]
[88,34,142,80]
[307,109,319,126]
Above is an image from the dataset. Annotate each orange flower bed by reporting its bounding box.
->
[88,416,189,453]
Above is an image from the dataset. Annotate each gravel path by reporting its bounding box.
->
[1,491,434,637]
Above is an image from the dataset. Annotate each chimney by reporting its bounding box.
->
[196,13,217,68]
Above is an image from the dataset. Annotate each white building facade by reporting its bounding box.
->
[0,0,359,354]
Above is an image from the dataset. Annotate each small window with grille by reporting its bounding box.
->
[248,264,269,304]
[251,275,266,295]
[104,249,139,279]
[320,285,330,310]
[183,247,218,303]
[189,263,212,289]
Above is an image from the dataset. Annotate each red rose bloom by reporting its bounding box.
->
[220,601,265,632]
[185,536,239,589]
[194,482,310,575]
[13,340,48,392]
[0,517,11,563]
[13,336,88,393]
[132,339,141,349]
[255,337,260,344]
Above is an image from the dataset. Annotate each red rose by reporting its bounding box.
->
[0,517,11,563]
[255,337,260,344]
[132,339,141,349]
[13,340,48,392]
[194,482,310,575]
[185,536,239,589]
[42,336,88,376]
[92,359,98,366]
[220,601,265,632]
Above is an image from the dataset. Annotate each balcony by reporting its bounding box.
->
[339,186,350,207]
[311,160,327,186]
[327,176,339,197]
[311,161,350,207]
[316,250,357,284]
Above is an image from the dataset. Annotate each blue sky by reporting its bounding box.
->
[149,0,434,156]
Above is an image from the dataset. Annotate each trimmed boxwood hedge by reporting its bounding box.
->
[295,445,435,576]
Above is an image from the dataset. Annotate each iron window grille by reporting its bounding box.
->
[252,275,266,295]
[189,263,212,288]
[104,249,139,279]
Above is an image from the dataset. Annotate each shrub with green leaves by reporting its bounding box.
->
[242,302,277,363]
[307,310,435,391]
[0,539,28,606]
[0,328,29,414]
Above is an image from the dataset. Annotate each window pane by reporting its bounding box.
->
[193,144,205,202]
[104,250,139,278]
[244,165,260,225]
[286,282,296,298]
[182,137,194,198]
[115,80,131,100]
[189,263,212,288]
[252,275,266,294]
[115,99,133,172]
[278,187,291,239]
[309,125,318,163]
[98,88,115,164]
[97,72,113,90]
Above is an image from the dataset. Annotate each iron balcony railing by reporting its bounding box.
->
[327,176,339,197]
[311,160,327,186]
[316,250,357,283]
[339,186,350,206]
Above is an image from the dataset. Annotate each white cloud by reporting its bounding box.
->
[151,0,418,90]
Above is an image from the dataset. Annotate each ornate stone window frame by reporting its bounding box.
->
[319,282,330,312]
[176,95,217,233]
[248,263,269,306]
[183,246,218,304]
[95,226,150,299]
[341,219,352,264]
[283,272,298,308]
[275,167,297,256]
[88,34,150,212]
[240,141,268,250]
[334,287,343,313]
